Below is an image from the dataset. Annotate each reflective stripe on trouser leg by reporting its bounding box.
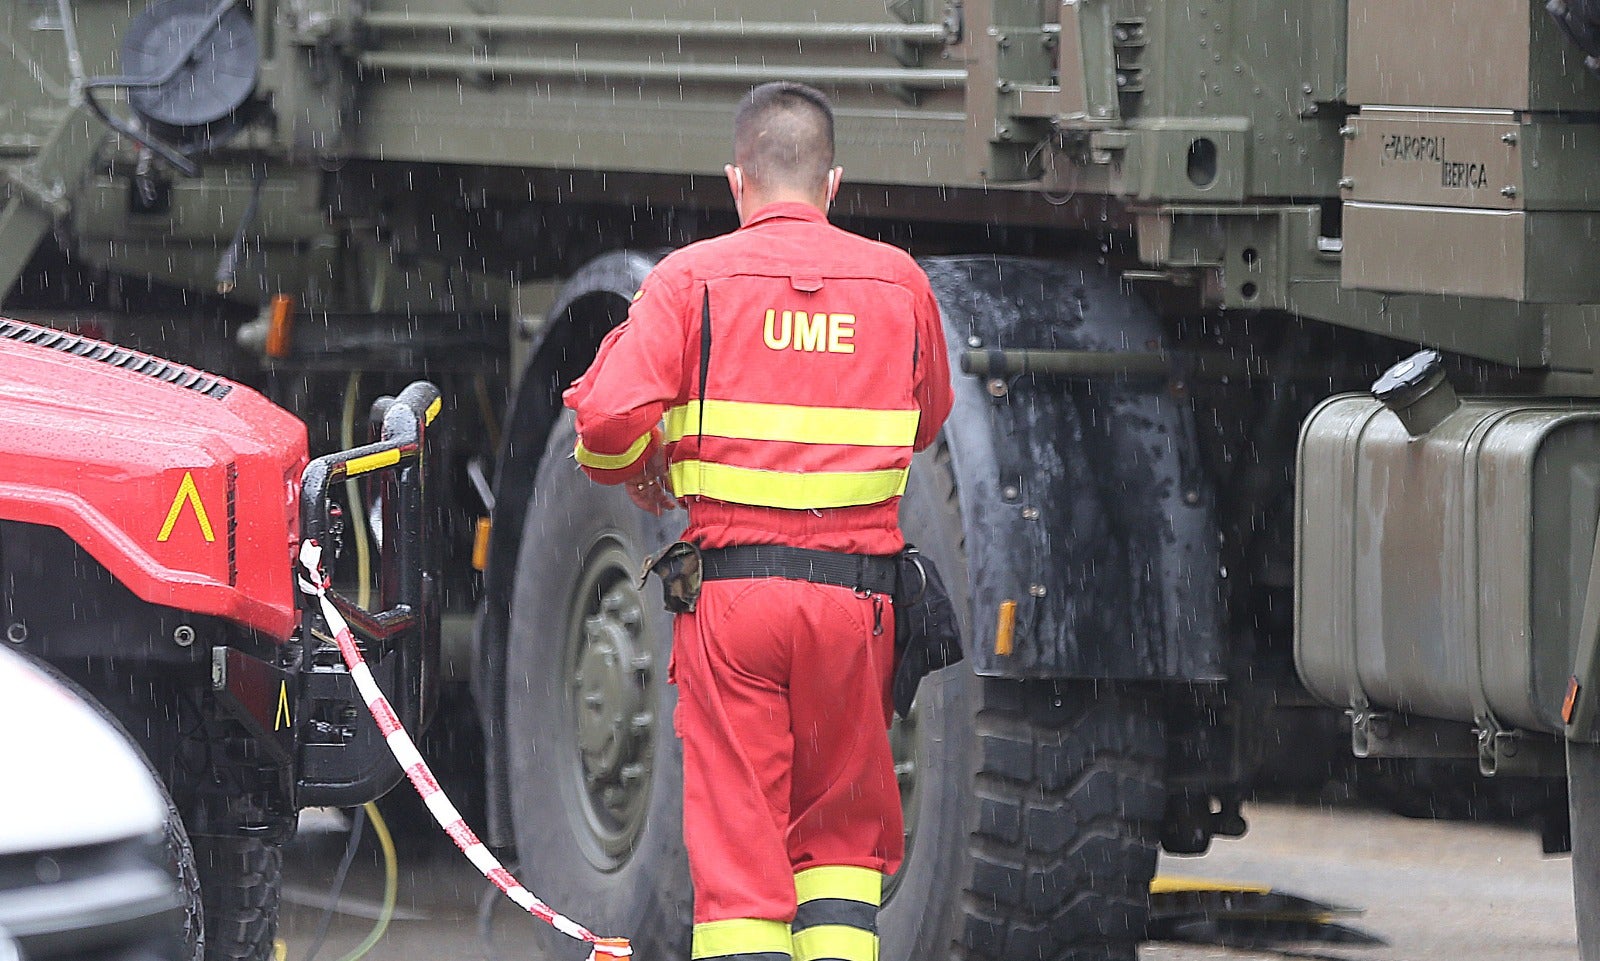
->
[692,918,793,961]
[791,866,882,961]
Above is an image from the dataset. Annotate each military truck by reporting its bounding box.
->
[9,0,1600,958]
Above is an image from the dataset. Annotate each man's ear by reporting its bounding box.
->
[726,163,747,219]
[825,166,843,208]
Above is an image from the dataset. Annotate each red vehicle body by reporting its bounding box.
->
[0,316,441,961]
[0,317,307,638]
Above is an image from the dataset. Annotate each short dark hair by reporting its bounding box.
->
[732,82,835,194]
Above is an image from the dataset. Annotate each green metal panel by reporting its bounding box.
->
[348,0,972,184]
[338,0,1349,199]
[1132,0,1346,198]
[12,0,1600,376]
[1340,111,1600,213]
[1347,0,1600,111]
[0,1,1363,322]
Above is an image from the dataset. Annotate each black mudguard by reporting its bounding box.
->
[923,256,1224,680]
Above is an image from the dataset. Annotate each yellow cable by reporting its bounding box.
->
[340,371,373,610]
[333,802,397,961]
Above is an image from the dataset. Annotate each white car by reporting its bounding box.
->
[0,646,186,960]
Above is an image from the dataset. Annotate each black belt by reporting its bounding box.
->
[699,545,897,595]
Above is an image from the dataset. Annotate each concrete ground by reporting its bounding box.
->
[1142,802,1575,961]
[277,802,1577,961]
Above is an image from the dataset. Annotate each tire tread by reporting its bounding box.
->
[957,680,1164,961]
[194,837,282,961]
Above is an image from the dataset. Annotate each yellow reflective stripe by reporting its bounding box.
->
[425,395,442,425]
[691,918,793,959]
[573,432,652,471]
[794,866,882,907]
[664,400,918,447]
[345,448,401,477]
[669,461,907,509]
[791,925,878,961]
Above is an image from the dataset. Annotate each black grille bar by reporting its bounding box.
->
[0,319,233,400]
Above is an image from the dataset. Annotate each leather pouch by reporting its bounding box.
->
[890,545,964,718]
[641,541,704,614]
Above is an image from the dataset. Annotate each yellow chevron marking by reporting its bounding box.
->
[275,681,292,731]
[157,471,215,543]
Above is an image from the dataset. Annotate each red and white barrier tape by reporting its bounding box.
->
[297,539,632,961]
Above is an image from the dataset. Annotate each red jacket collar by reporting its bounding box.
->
[741,202,829,229]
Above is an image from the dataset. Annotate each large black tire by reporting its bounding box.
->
[21,657,204,959]
[163,783,206,961]
[505,411,691,959]
[59,666,279,961]
[879,445,1167,961]
[191,837,281,961]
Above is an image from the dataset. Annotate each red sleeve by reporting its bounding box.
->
[910,275,953,453]
[562,263,691,483]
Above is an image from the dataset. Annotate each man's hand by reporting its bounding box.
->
[626,446,677,515]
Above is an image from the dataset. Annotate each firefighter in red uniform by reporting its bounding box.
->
[564,81,953,961]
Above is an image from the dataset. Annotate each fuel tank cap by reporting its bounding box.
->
[1372,348,1460,437]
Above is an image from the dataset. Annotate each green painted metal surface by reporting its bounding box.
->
[2,0,1599,373]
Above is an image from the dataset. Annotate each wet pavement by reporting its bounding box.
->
[1142,802,1575,961]
[278,802,1577,961]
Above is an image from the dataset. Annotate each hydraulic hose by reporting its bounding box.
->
[333,803,397,961]
[332,372,392,960]
[340,372,374,610]
[214,162,266,294]
[301,806,368,961]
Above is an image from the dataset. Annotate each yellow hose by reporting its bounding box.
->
[340,371,373,610]
[335,372,391,961]
[332,802,397,961]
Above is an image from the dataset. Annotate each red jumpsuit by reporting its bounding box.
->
[565,202,952,961]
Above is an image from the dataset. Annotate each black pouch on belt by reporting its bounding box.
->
[640,541,704,614]
[891,545,964,719]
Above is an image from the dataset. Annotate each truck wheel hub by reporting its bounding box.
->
[566,543,654,860]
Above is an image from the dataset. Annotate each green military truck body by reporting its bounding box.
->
[9,0,1600,957]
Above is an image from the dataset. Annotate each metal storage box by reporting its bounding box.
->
[1339,203,1600,302]
[1296,395,1600,737]
[1338,109,1600,302]
[1347,0,1600,111]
